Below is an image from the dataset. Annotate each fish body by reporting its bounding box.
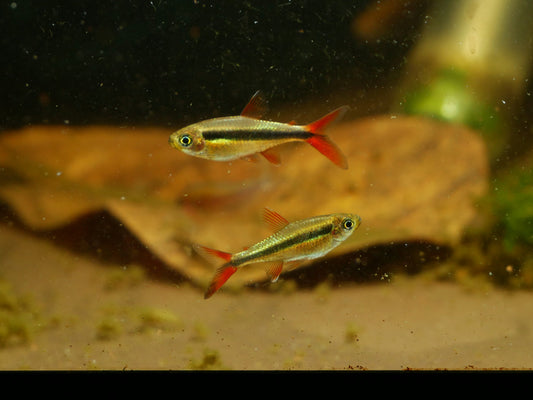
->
[195,208,361,298]
[169,91,349,169]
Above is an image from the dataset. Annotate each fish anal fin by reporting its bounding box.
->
[240,90,269,119]
[204,264,238,299]
[264,261,284,282]
[260,148,281,165]
[263,208,289,232]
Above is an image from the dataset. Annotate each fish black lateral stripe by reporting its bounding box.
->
[169,92,350,169]
[197,209,361,298]
[235,223,333,265]
[202,128,313,141]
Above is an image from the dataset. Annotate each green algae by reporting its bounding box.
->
[0,279,42,348]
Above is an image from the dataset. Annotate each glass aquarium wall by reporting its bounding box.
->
[1,0,532,370]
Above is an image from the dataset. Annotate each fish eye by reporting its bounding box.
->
[342,218,354,230]
[179,134,193,147]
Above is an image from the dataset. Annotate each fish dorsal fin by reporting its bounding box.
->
[263,208,289,232]
[240,90,268,119]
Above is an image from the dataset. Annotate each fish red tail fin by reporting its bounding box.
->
[193,244,232,263]
[304,106,349,169]
[306,106,348,134]
[204,264,238,299]
[193,244,237,299]
[305,135,348,169]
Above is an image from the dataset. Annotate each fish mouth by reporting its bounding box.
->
[168,133,178,149]
[350,215,362,232]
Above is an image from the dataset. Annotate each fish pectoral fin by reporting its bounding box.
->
[263,261,284,282]
[260,148,281,165]
[240,154,260,163]
[284,260,304,271]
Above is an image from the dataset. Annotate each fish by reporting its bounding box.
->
[194,208,362,298]
[168,91,349,169]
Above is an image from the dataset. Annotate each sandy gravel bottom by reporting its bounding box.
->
[0,226,532,370]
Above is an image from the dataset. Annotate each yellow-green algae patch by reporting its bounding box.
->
[0,279,42,348]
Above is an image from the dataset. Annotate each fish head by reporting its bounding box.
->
[331,213,361,242]
[169,125,206,156]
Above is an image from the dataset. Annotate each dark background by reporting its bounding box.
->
[0,0,427,130]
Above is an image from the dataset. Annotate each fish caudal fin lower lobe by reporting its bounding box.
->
[305,106,349,169]
[306,135,348,169]
[204,264,238,299]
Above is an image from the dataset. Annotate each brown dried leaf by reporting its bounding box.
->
[0,116,489,288]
